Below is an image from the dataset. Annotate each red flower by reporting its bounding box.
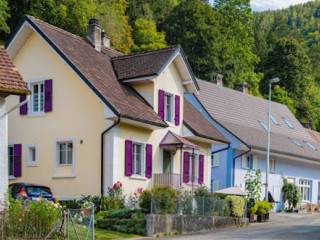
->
[120,183,122,187]
[110,188,113,191]
[113,183,117,188]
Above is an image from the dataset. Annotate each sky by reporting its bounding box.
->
[251,0,314,11]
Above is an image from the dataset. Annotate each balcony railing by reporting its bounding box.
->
[153,173,200,191]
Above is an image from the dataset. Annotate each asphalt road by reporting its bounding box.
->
[155,213,320,240]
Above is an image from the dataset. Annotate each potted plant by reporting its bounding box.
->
[263,201,273,221]
[247,202,258,222]
[256,201,267,222]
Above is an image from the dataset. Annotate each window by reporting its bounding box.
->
[8,146,14,177]
[300,179,311,202]
[269,159,275,172]
[242,155,251,169]
[31,82,44,113]
[189,154,199,183]
[26,144,38,166]
[283,117,294,129]
[258,120,268,131]
[164,93,173,123]
[304,140,318,151]
[133,143,143,175]
[269,114,279,126]
[289,137,302,147]
[212,153,219,167]
[58,142,73,165]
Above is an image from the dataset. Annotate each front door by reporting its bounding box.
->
[163,150,172,174]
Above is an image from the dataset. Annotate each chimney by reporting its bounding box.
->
[238,82,248,94]
[87,18,101,51]
[303,122,311,129]
[211,74,223,86]
[101,30,110,48]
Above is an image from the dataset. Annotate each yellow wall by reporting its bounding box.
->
[7,32,106,198]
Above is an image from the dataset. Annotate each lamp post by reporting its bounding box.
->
[265,77,279,202]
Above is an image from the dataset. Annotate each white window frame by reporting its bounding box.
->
[161,148,174,174]
[26,144,38,167]
[212,153,219,167]
[287,177,295,184]
[299,179,311,202]
[53,138,75,178]
[27,78,47,117]
[269,159,275,172]
[8,144,14,178]
[242,154,251,169]
[130,138,146,180]
[164,92,174,124]
[188,153,200,185]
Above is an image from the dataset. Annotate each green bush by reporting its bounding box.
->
[194,185,213,198]
[180,191,193,215]
[139,189,152,213]
[256,201,273,215]
[107,209,135,218]
[247,203,258,215]
[282,179,301,211]
[96,218,146,236]
[60,199,81,209]
[225,196,245,217]
[96,211,109,219]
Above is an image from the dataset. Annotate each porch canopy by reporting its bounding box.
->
[215,186,247,196]
[160,130,200,150]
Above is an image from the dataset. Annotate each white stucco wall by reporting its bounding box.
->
[0,97,8,201]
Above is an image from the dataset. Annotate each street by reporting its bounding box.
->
[156,213,320,240]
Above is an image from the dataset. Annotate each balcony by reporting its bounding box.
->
[153,173,200,191]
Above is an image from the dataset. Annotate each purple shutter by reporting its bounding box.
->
[199,154,204,184]
[44,79,52,112]
[13,144,22,177]
[125,140,133,176]
[145,144,152,178]
[174,95,180,125]
[158,90,165,120]
[183,151,190,183]
[19,95,27,115]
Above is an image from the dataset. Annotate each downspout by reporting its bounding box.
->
[101,117,120,196]
[232,147,251,187]
[211,143,231,157]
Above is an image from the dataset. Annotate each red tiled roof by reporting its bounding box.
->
[307,129,320,146]
[160,130,201,150]
[27,16,167,127]
[183,98,229,144]
[0,47,29,96]
[112,46,178,81]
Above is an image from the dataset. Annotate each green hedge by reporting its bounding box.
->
[225,196,245,217]
[96,218,146,236]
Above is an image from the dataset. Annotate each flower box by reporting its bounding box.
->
[257,214,266,222]
[247,214,258,222]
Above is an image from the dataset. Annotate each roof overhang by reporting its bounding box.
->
[160,130,201,150]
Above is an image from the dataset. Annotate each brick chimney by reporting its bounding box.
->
[87,18,101,51]
[211,74,223,86]
[238,82,248,94]
[302,122,311,129]
[101,30,110,48]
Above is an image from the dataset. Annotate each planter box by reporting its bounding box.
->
[257,214,266,222]
[247,214,258,222]
[265,212,269,221]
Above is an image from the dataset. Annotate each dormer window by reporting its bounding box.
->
[283,117,294,129]
[165,93,173,123]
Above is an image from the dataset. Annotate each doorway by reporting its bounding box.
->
[163,150,172,174]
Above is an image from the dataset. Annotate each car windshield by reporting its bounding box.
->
[26,186,52,195]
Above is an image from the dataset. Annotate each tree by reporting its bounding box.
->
[0,0,9,33]
[282,178,301,211]
[268,85,296,115]
[131,18,166,52]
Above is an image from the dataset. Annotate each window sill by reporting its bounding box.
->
[52,175,76,179]
[27,112,46,118]
[26,163,38,167]
[8,176,16,180]
[130,175,147,181]
[58,164,73,167]
[187,182,200,186]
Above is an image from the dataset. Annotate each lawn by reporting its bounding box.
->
[68,224,141,240]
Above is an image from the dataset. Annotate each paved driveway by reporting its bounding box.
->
[155,213,320,240]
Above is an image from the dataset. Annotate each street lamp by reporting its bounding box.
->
[265,77,280,202]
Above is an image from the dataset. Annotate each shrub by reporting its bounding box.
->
[282,179,301,211]
[247,203,258,215]
[179,191,193,215]
[60,199,81,209]
[96,218,146,236]
[107,209,135,219]
[96,211,109,219]
[139,189,152,213]
[256,201,267,215]
[194,185,213,198]
[225,196,245,217]
[245,169,262,206]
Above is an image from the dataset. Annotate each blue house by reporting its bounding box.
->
[186,75,320,210]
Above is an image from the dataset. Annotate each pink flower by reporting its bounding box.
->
[19,215,23,218]
[110,188,113,191]
[19,218,22,222]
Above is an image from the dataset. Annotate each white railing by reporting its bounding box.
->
[153,173,200,191]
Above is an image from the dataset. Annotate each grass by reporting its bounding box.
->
[68,224,140,240]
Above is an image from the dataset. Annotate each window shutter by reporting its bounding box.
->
[13,144,22,177]
[145,144,152,178]
[174,95,180,125]
[213,181,219,192]
[253,155,258,170]
[183,151,190,183]
[44,79,53,112]
[241,154,247,169]
[199,154,204,184]
[158,90,165,120]
[19,95,28,115]
[125,140,133,176]
[213,153,220,167]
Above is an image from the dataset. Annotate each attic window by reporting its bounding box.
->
[289,137,302,147]
[303,140,318,151]
[283,117,294,129]
[269,114,279,126]
[258,120,268,131]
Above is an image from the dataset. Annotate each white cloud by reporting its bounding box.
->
[251,0,314,11]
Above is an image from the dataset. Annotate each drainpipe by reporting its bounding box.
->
[180,146,182,188]
[101,117,120,196]
[211,143,230,157]
[232,147,251,186]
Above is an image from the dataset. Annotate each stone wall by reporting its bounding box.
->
[146,214,248,237]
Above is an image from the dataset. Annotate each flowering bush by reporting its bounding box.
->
[3,197,62,239]
[100,181,125,210]
[126,188,143,210]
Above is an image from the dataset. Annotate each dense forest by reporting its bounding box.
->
[0,0,320,130]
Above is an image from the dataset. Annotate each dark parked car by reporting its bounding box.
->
[9,183,57,203]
